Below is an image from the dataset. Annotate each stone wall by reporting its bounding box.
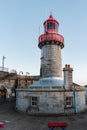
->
[63,65,73,88]
[40,44,62,78]
[16,90,64,114]
[0,71,39,100]
[16,87,86,114]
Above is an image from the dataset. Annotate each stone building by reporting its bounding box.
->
[16,14,86,114]
[0,68,39,102]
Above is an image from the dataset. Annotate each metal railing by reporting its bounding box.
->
[38,33,64,43]
[0,66,8,72]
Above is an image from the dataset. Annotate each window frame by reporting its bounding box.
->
[65,96,73,108]
[47,22,55,29]
[30,96,38,108]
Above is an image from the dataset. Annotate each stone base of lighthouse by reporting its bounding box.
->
[16,77,86,115]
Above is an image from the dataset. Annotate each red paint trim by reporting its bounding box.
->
[38,33,64,44]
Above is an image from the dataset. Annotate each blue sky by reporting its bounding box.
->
[0,0,87,85]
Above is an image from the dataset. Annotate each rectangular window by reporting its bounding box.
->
[30,96,38,107]
[66,97,73,108]
[47,22,55,29]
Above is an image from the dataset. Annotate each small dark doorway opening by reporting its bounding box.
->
[0,86,7,103]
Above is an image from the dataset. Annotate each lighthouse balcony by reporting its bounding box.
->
[38,33,64,48]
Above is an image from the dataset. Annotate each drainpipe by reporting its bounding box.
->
[63,86,65,115]
[74,85,77,113]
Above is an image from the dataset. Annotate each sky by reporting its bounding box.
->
[0,0,87,85]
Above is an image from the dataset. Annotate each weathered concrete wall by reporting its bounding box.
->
[16,91,29,111]
[16,90,64,114]
[16,88,86,114]
[76,91,86,112]
[65,91,86,113]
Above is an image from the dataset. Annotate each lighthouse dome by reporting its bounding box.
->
[44,14,59,26]
[29,77,64,87]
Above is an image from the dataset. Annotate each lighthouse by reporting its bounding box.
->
[39,14,64,78]
[16,14,86,115]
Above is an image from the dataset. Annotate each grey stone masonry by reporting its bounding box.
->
[63,64,73,88]
[16,86,86,114]
[40,42,62,78]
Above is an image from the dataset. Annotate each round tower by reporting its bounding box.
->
[38,14,64,78]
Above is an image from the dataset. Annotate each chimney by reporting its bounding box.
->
[63,64,73,88]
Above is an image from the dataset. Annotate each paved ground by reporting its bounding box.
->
[0,102,87,130]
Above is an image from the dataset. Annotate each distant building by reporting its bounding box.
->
[0,68,39,102]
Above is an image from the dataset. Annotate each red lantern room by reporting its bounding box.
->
[38,14,64,49]
[43,14,59,34]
